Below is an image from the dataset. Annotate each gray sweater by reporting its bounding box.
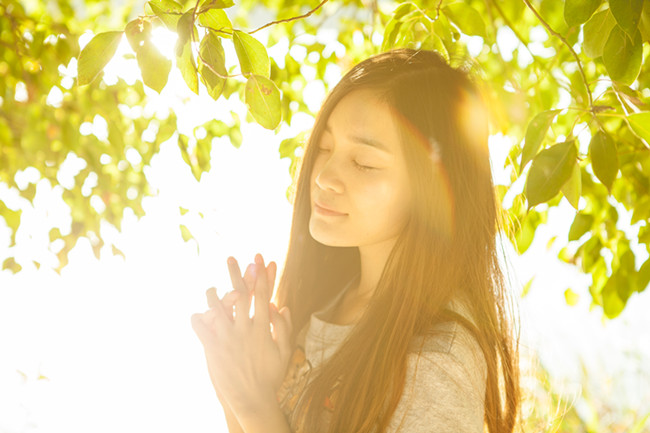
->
[276,278,487,432]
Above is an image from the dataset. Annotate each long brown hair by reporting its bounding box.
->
[273,48,520,433]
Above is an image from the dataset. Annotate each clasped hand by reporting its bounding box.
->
[191,253,293,418]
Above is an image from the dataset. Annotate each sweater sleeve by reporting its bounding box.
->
[386,322,488,433]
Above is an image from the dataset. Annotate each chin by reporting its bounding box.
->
[309,219,352,247]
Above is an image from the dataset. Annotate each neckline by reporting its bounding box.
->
[312,272,361,326]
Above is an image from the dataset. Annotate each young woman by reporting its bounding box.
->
[191,48,520,433]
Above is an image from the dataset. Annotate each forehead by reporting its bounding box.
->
[325,89,403,152]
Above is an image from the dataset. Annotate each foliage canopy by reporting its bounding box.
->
[1,0,650,319]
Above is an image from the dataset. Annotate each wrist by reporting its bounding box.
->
[233,389,291,433]
[231,387,276,418]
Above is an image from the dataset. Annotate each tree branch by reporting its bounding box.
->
[488,0,539,65]
[250,0,329,34]
[521,0,594,109]
[435,0,443,20]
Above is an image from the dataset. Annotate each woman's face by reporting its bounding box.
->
[309,88,413,248]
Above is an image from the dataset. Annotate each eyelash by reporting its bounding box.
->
[317,148,376,172]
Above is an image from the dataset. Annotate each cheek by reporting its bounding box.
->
[356,176,410,217]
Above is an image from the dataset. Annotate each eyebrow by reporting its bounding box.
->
[323,123,393,154]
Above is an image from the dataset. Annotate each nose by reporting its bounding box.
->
[313,152,344,194]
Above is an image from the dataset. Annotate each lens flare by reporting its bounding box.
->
[387,105,456,241]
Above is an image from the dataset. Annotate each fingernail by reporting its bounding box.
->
[248,263,256,278]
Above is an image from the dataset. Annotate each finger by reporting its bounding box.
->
[279,306,292,335]
[206,287,219,309]
[191,313,213,346]
[227,256,252,327]
[208,299,232,333]
[269,303,280,342]
[253,253,270,332]
[266,261,277,302]
[219,290,241,322]
[271,305,292,364]
[243,263,256,294]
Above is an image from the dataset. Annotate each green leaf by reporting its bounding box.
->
[392,2,417,20]
[180,224,193,242]
[520,109,561,173]
[628,413,650,433]
[581,236,602,273]
[197,9,232,33]
[632,198,650,224]
[112,245,125,258]
[521,276,535,297]
[2,257,22,273]
[637,259,650,293]
[233,30,269,78]
[421,32,449,63]
[382,17,403,51]
[589,131,618,191]
[279,133,305,159]
[513,210,542,254]
[199,0,235,11]
[136,41,171,93]
[568,213,594,241]
[196,136,212,175]
[49,227,62,242]
[609,0,644,36]
[175,11,198,94]
[245,74,281,130]
[149,0,182,12]
[627,112,650,143]
[178,134,192,167]
[148,2,182,31]
[603,25,643,85]
[563,0,602,27]
[564,288,580,306]
[641,6,650,41]
[125,19,151,52]
[0,200,21,233]
[583,9,617,58]
[198,31,227,100]
[442,3,487,38]
[602,272,625,318]
[77,31,123,86]
[560,160,581,209]
[525,140,577,208]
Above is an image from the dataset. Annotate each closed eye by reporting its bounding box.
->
[317,147,376,172]
[354,161,375,172]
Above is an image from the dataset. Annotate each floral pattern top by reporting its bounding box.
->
[275,275,487,433]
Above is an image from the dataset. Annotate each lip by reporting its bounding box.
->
[314,201,347,216]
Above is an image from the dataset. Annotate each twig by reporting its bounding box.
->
[521,0,594,109]
[370,0,379,28]
[197,50,241,79]
[191,0,202,44]
[488,0,539,66]
[435,0,443,20]
[250,0,329,34]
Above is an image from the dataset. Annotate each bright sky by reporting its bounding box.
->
[1,21,649,433]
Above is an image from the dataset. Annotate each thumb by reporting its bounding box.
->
[191,313,212,346]
[279,306,292,334]
[270,304,292,363]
